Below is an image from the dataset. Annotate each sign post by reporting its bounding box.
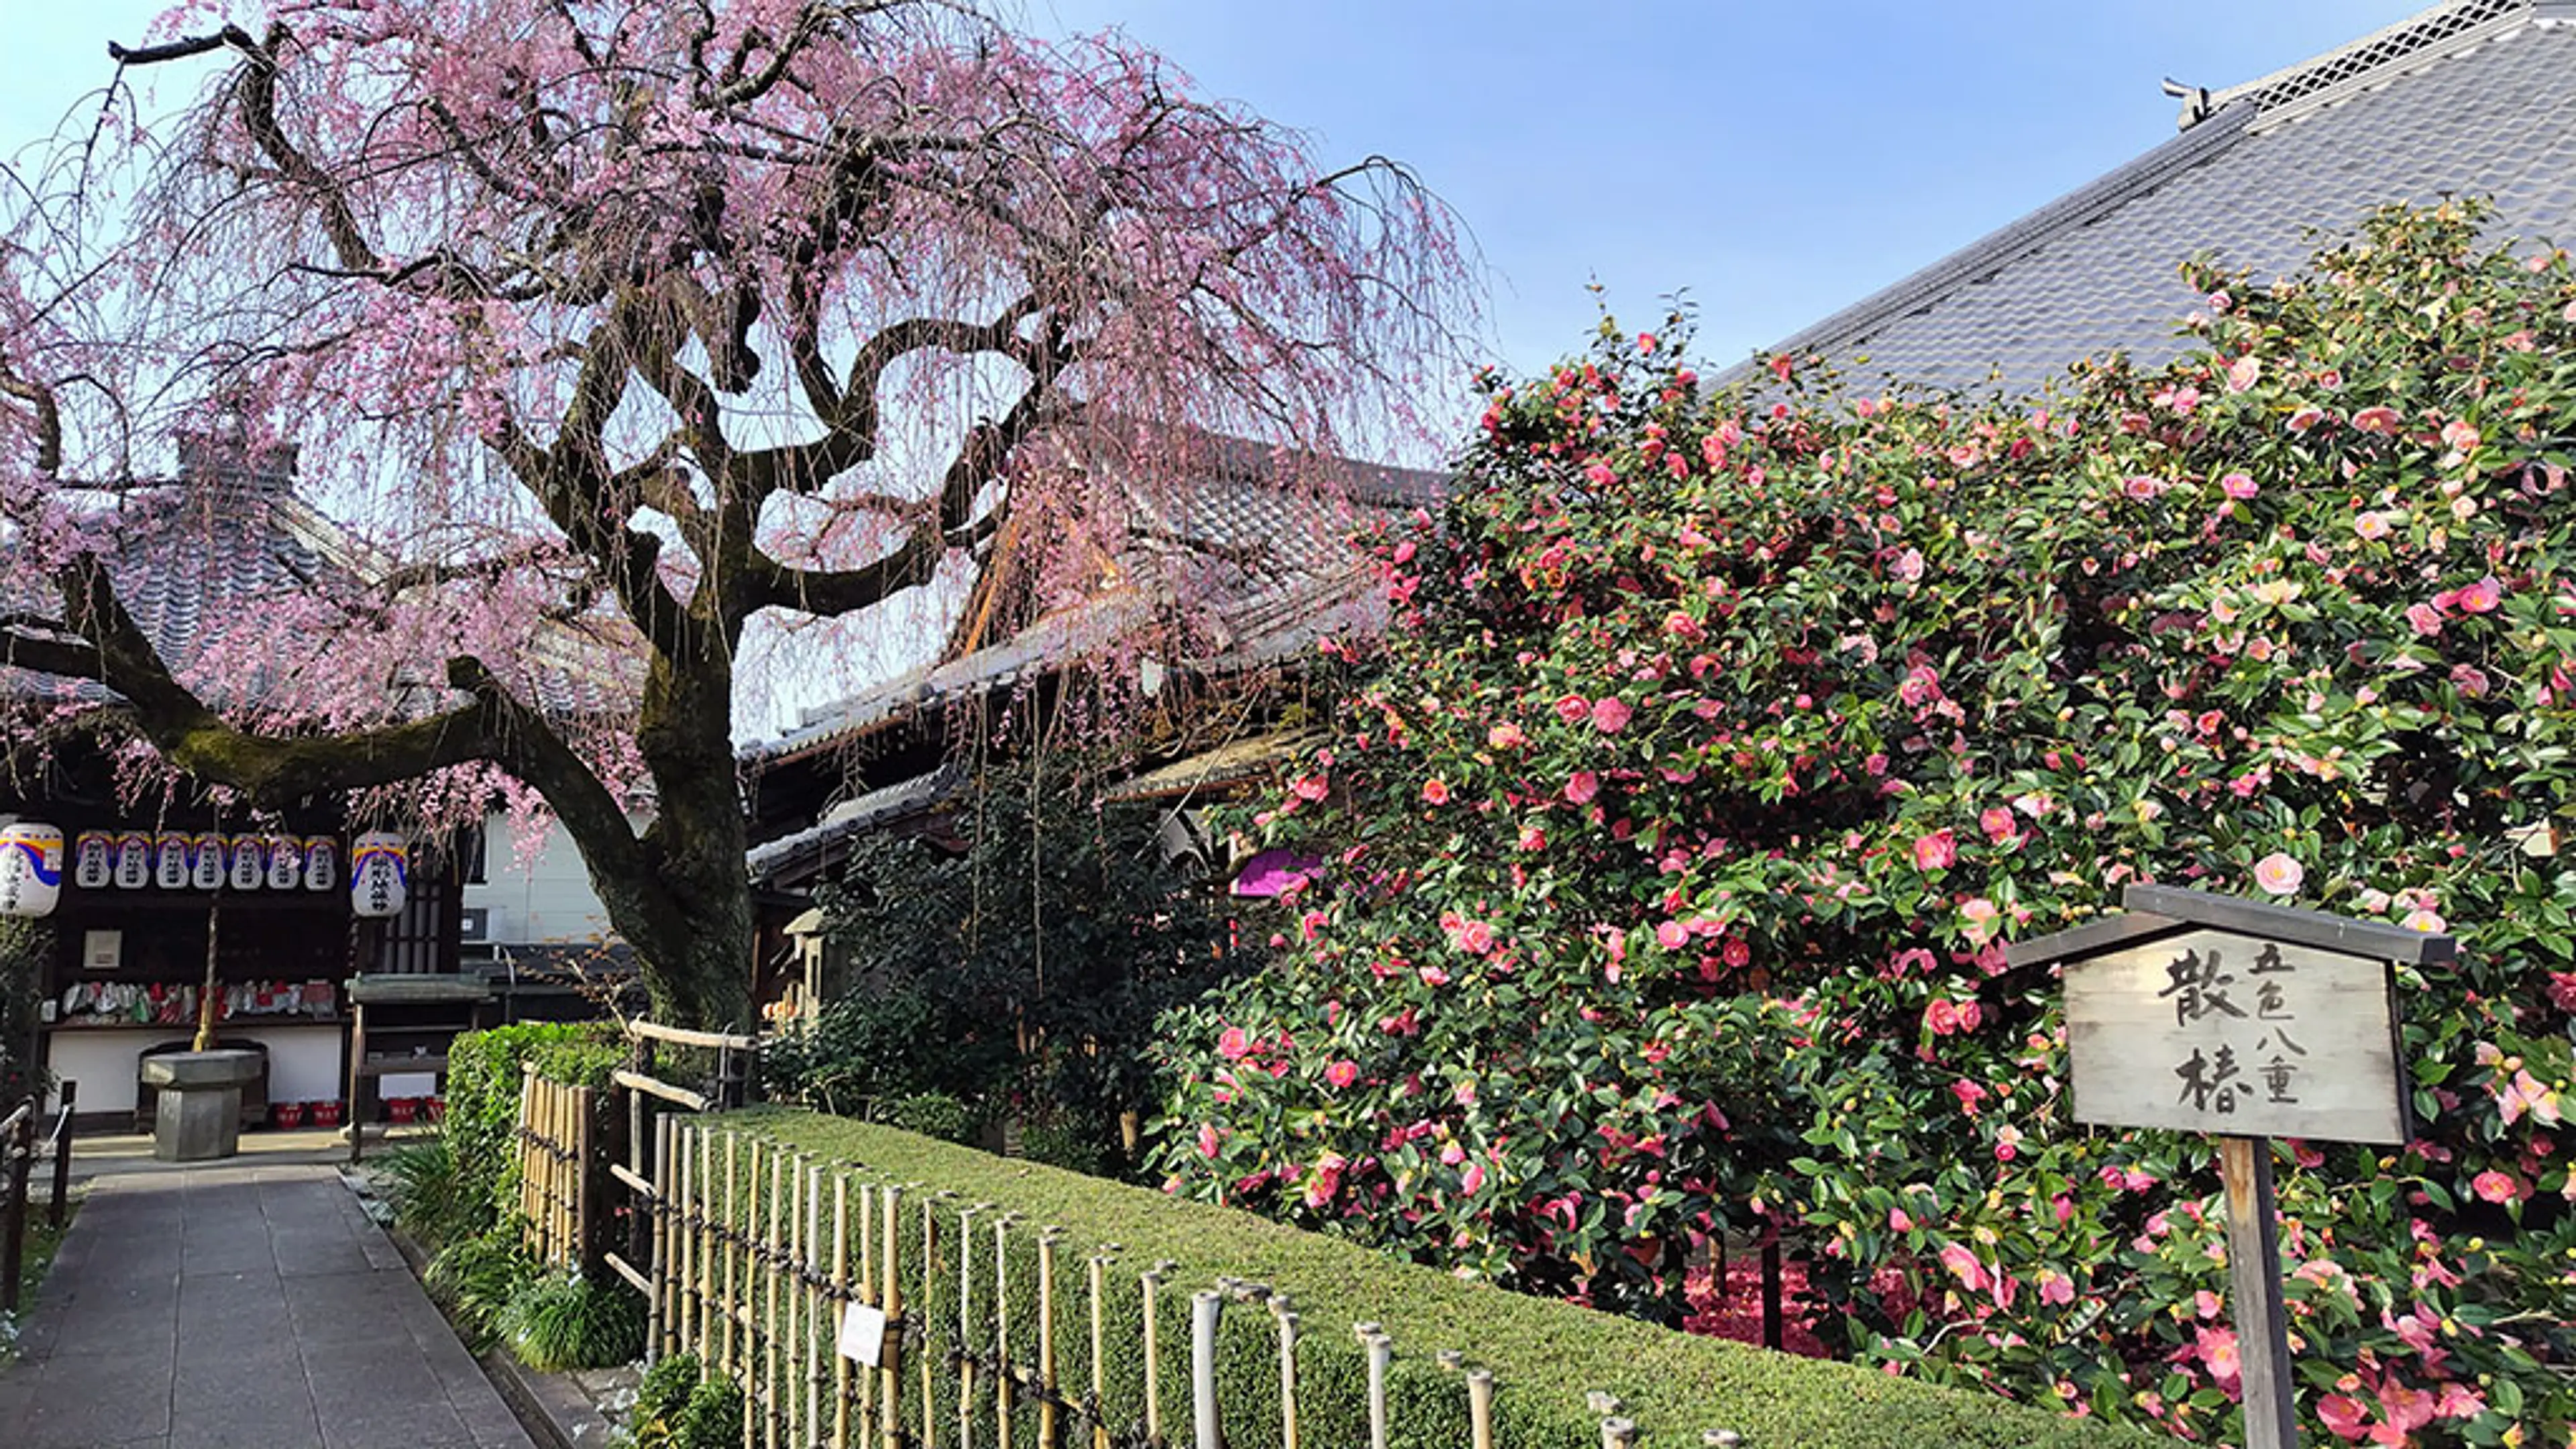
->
[2008,884,2455,1449]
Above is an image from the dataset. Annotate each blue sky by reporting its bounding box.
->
[3,0,2432,374]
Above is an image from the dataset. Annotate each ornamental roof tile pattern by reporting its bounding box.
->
[1739,0,2576,399]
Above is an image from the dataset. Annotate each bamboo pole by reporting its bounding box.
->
[767,1144,786,1449]
[1087,1253,1111,1449]
[650,1112,672,1360]
[808,1157,826,1448]
[783,1152,803,1449]
[674,1120,694,1362]
[1037,1228,1061,1449]
[991,1215,1013,1449]
[1140,1265,1165,1446]
[920,1197,940,1449]
[833,1172,853,1449]
[1276,1303,1301,1449]
[723,1131,741,1379]
[697,1124,716,1368]
[575,1085,596,1272]
[879,1185,903,1449]
[856,1182,876,1448]
[955,1203,980,1449]
[1468,1369,1495,1449]
[1360,1325,1391,1449]
[1189,1291,1222,1449]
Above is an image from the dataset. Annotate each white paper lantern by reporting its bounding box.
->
[227,835,265,891]
[0,821,64,917]
[266,835,303,891]
[113,831,151,890]
[303,836,339,892]
[190,833,227,891]
[155,833,192,890]
[74,831,113,890]
[350,832,409,918]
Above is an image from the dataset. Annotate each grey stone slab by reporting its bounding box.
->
[19,1348,175,1446]
[314,1399,472,1449]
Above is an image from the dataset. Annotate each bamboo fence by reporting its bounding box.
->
[514,1064,596,1273]
[645,1121,1548,1449]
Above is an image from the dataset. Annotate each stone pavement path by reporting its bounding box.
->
[0,1163,536,1449]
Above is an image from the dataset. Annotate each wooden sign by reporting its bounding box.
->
[2012,883,2456,1449]
[2067,930,2409,1144]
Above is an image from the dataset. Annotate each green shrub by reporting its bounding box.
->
[443,1020,623,1232]
[882,1090,976,1144]
[1156,203,2576,1445]
[378,1137,483,1252]
[722,1110,2150,1449]
[778,753,1261,1173]
[426,1229,538,1351]
[495,1271,645,1373]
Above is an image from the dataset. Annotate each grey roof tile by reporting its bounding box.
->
[1741,1,2576,399]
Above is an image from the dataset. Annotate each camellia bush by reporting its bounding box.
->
[1155,203,2576,1446]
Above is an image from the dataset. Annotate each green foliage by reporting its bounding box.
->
[495,1271,645,1373]
[623,1352,741,1449]
[1157,203,2576,1445]
[882,1090,976,1144]
[735,1110,2149,1449]
[426,1229,539,1352]
[443,1020,623,1233]
[0,917,53,1105]
[378,1137,484,1253]
[777,754,1258,1173]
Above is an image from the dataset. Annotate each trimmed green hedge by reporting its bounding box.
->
[729,1110,2164,1449]
[445,1020,624,1232]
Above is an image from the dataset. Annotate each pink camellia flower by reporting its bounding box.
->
[2036,1269,2076,1307]
[1303,1152,1346,1210]
[2355,511,2392,541]
[1656,919,1689,951]
[1517,824,1546,851]
[2473,1169,2518,1203]
[1959,897,2001,942]
[1936,1242,1987,1293]
[1591,696,1633,733]
[1291,774,1330,802]
[1583,461,1616,488]
[2220,472,2258,499]
[2451,663,2490,698]
[1636,331,1657,352]
[2406,602,2444,637]
[1554,694,1591,724]
[2353,405,2403,435]
[2122,475,2165,500]
[1216,1027,1252,1061]
[2225,354,2261,392]
[2253,852,2305,896]
[1898,665,1942,708]
[1565,771,1599,805]
[2457,576,2504,613]
[2195,1325,2241,1389]
[1979,806,2017,844]
[1487,722,1525,749]
[1458,1161,1487,1195]
[2440,419,2482,452]
[1391,539,1417,565]
[2287,407,2325,433]
[1925,998,1963,1036]
[1420,778,1450,806]
[1890,547,1925,582]
[1913,829,1957,871]
[2401,908,2447,934]
[1721,937,1752,969]
[2317,1395,2369,1442]
[1197,1123,1222,1159]
[1888,1208,1914,1232]
[1324,1059,1359,1090]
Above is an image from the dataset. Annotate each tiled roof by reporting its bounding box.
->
[742,433,1438,770]
[745,762,966,885]
[1738,0,2576,398]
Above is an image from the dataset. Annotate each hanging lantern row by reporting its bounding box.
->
[0,820,408,919]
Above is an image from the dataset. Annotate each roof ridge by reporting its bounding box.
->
[1737,101,2258,384]
[2208,0,2527,117]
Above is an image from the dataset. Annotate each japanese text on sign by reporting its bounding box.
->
[2065,929,2408,1144]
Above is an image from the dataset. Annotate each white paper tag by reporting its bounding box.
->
[838,1302,889,1366]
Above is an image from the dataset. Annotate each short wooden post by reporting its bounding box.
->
[1140,1267,1166,1444]
[1360,1324,1391,1449]
[1468,1368,1495,1449]
[1087,1252,1112,1449]
[2220,1137,2298,1449]
[1275,1303,1301,1449]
